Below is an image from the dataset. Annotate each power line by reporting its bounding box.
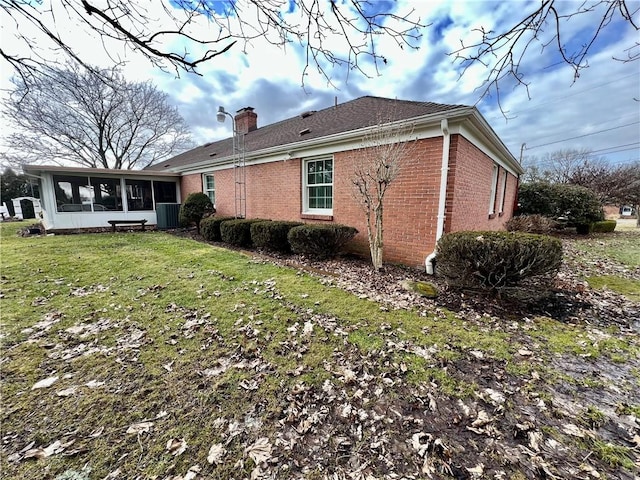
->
[487,73,639,120]
[523,142,640,166]
[526,121,640,149]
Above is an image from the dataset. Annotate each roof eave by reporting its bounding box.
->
[23,165,181,177]
[178,106,476,174]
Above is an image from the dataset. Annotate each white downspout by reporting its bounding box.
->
[425,118,450,274]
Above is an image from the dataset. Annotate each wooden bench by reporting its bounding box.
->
[108,219,147,232]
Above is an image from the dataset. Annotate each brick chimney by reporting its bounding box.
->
[234,107,257,134]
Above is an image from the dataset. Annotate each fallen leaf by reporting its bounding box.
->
[302,321,313,337]
[471,410,492,427]
[126,421,153,435]
[562,423,585,438]
[85,380,105,388]
[244,437,272,464]
[163,361,174,372]
[166,438,187,456]
[32,376,59,390]
[56,386,78,397]
[207,443,226,464]
[467,463,484,477]
[184,465,201,480]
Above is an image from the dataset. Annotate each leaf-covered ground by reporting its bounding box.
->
[1,222,639,479]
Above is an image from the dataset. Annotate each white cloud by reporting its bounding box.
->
[1,0,638,168]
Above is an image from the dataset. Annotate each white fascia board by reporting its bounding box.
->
[23,164,180,178]
[179,108,474,175]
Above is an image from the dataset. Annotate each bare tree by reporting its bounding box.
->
[523,149,640,226]
[2,63,192,170]
[572,161,640,226]
[1,1,425,85]
[451,1,639,110]
[522,148,600,184]
[350,118,416,271]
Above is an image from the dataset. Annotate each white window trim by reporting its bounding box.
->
[302,156,334,215]
[203,173,215,207]
[489,164,499,215]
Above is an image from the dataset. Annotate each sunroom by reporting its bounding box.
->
[23,165,181,231]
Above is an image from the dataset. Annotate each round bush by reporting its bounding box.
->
[201,216,235,241]
[436,231,563,290]
[220,218,270,247]
[288,224,358,259]
[505,214,557,234]
[517,182,604,228]
[591,220,616,233]
[250,220,302,252]
[179,193,214,233]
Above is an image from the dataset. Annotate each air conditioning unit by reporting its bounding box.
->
[156,203,181,229]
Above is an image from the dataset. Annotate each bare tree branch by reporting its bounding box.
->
[1,0,426,83]
[450,0,639,115]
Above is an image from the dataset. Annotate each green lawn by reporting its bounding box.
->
[572,230,640,268]
[1,221,638,479]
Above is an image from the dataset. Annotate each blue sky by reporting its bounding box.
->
[1,0,638,169]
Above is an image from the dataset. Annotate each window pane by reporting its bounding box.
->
[90,177,122,211]
[153,181,177,204]
[54,175,94,212]
[125,179,153,211]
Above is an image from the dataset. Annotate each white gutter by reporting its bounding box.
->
[176,107,474,174]
[426,118,450,275]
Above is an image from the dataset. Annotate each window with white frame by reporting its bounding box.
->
[203,174,215,205]
[488,164,499,215]
[304,157,333,214]
[498,170,508,214]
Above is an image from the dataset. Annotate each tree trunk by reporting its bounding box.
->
[371,204,384,271]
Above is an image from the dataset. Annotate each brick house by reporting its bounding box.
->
[148,96,523,269]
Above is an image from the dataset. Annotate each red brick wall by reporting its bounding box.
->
[446,135,517,233]
[334,138,443,267]
[179,134,519,268]
[181,173,202,200]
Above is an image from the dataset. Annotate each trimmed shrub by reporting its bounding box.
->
[505,214,557,234]
[554,184,604,227]
[436,231,563,290]
[220,218,270,247]
[201,215,235,242]
[250,220,303,252]
[517,182,558,218]
[591,220,617,233]
[288,224,358,259]
[179,193,215,234]
[517,182,604,229]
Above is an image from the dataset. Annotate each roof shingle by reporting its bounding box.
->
[147,96,466,171]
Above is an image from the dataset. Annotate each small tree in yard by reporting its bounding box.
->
[179,193,214,234]
[350,119,416,271]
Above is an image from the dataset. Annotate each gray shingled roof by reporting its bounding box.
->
[147,96,466,171]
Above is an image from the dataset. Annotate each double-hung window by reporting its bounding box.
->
[203,174,215,205]
[304,157,333,215]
